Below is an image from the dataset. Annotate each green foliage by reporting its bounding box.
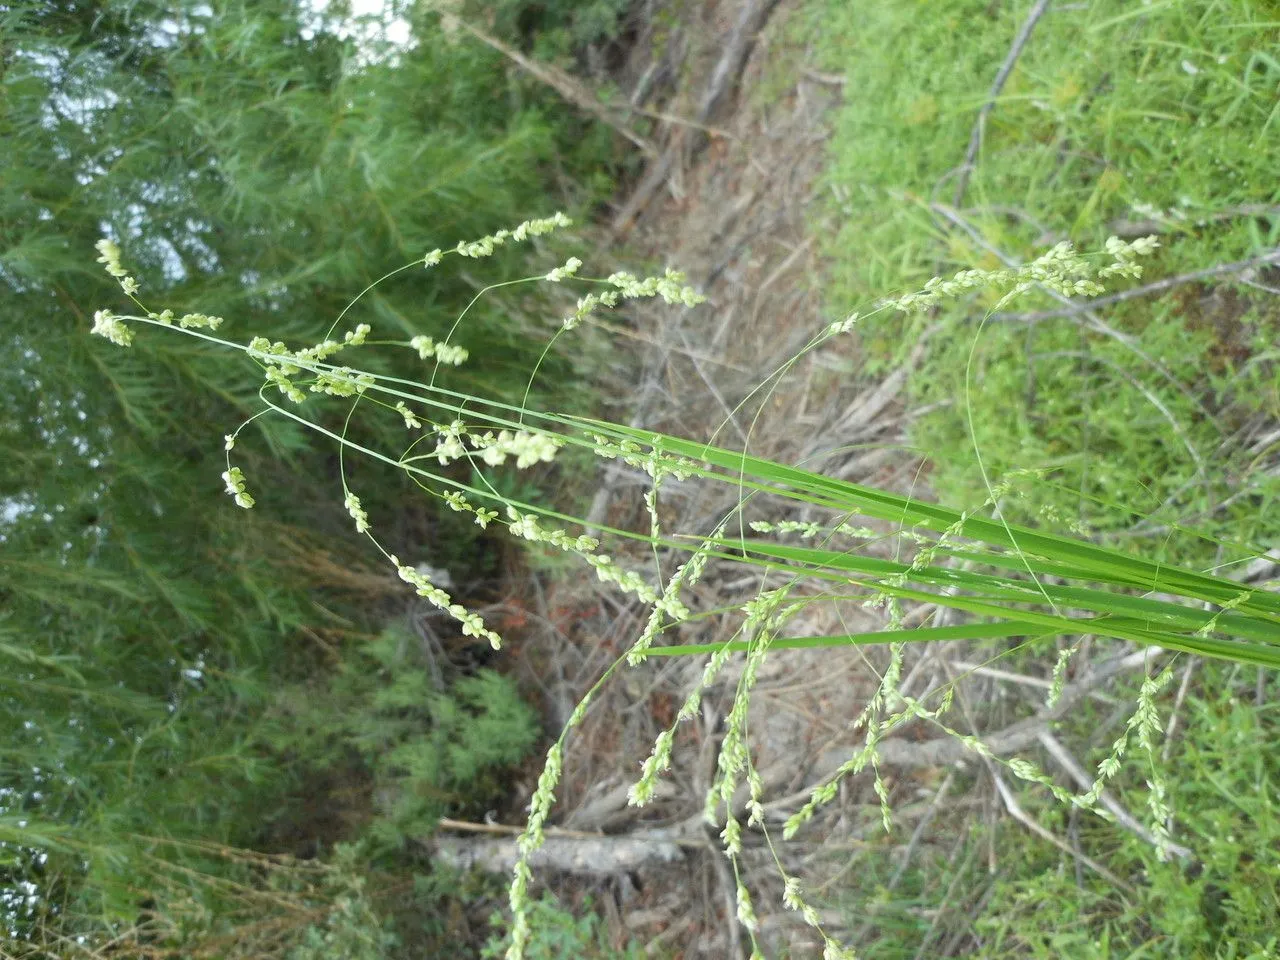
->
[287,844,398,960]
[9,0,1278,956]
[288,625,541,845]
[483,893,644,960]
[812,668,1280,958]
[480,0,634,62]
[810,0,1280,302]
[966,669,1280,958]
[806,0,1280,565]
[796,5,1280,951]
[106,224,1280,959]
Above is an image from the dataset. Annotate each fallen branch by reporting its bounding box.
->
[952,0,1053,207]
[431,823,688,876]
[828,327,937,440]
[990,770,1135,892]
[947,661,1140,892]
[948,658,1117,704]
[445,15,657,158]
[1162,659,1198,763]
[932,201,1222,434]
[611,0,782,234]
[1108,204,1280,237]
[697,0,784,123]
[800,67,848,88]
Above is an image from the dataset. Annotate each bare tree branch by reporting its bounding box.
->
[430,824,690,876]
[990,770,1135,891]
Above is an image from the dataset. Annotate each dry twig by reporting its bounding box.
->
[1163,659,1199,764]
[931,201,1221,435]
[995,247,1280,322]
[952,0,1053,206]
[704,827,748,959]
[990,771,1135,892]
[1035,731,1193,859]
[611,0,782,234]
[445,15,657,158]
[431,820,692,876]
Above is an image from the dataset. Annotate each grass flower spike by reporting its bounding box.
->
[221,466,255,509]
[91,309,133,347]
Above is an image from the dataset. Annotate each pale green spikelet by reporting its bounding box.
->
[94,238,127,278]
[343,491,370,533]
[221,466,255,509]
[1048,641,1081,707]
[91,309,133,347]
[544,256,581,282]
[394,401,422,429]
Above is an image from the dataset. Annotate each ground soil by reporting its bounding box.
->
[490,3,937,955]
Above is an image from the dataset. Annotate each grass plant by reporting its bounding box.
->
[88,212,1280,957]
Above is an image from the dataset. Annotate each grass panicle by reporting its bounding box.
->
[89,223,1278,958]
